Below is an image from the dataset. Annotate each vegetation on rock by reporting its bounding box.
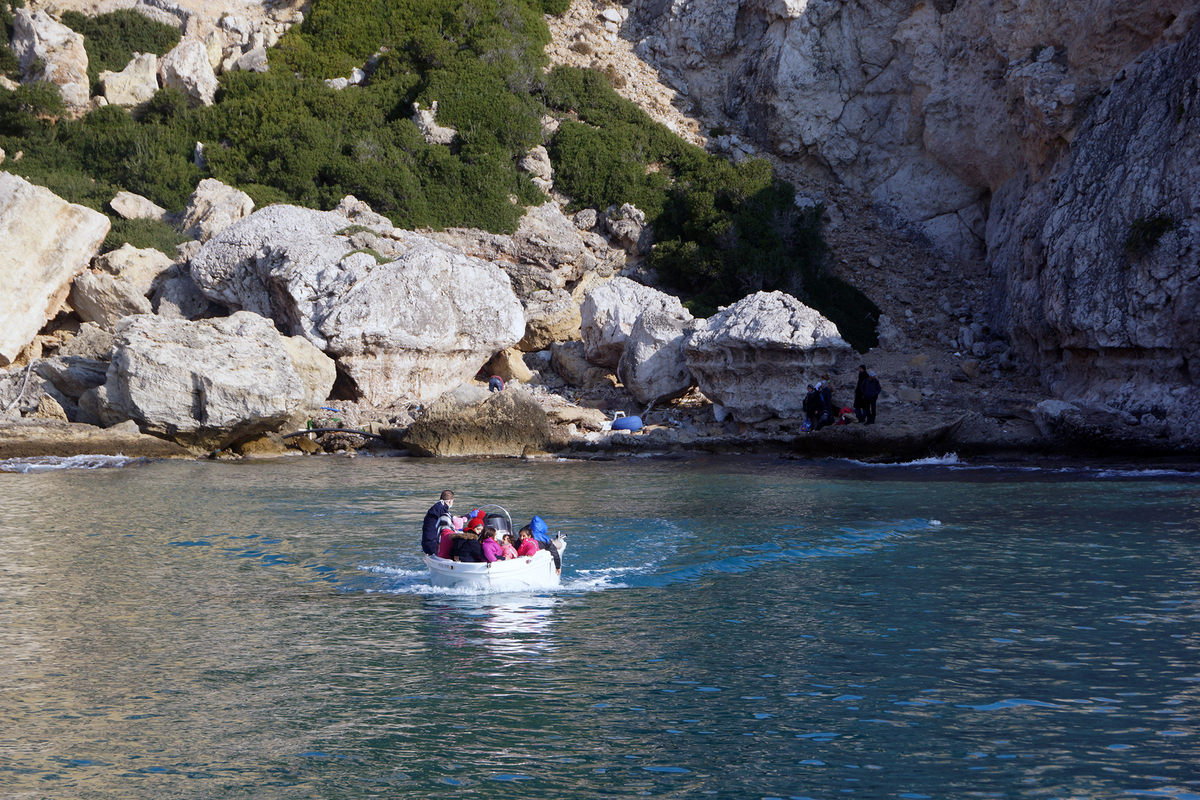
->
[0,0,879,348]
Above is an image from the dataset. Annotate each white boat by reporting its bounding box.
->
[424,505,567,590]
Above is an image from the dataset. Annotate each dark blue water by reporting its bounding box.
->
[1,455,1198,799]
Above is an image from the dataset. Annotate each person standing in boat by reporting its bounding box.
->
[421,490,454,555]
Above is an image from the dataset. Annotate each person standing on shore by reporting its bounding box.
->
[421,489,454,555]
[854,365,869,423]
[860,370,882,424]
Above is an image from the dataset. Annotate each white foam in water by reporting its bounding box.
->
[0,454,143,474]
[841,453,962,468]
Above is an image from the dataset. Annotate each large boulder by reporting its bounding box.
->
[580,277,688,367]
[110,190,172,223]
[11,9,90,111]
[176,178,255,242]
[513,201,585,273]
[399,386,551,456]
[618,307,696,405]
[518,288,582,351]
[280,335,336,407]
[159,38,219,106]
[987,18,1200,450]
[683,291,857,422]
[92,244,175,297]
[0,173,110,366]
[100,52,159,108]
[190,204,525,405]
[87,312,308,450]
[69,271,154,331]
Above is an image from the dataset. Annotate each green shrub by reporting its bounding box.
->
[546,63,879,350]
[60,9,181,88]
[103,217,191,255]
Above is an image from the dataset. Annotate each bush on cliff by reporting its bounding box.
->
[60,9,181,90]
[0,0,878,349]
[544,65,879,350]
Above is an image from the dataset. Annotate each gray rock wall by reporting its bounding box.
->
[986,19,1200,448]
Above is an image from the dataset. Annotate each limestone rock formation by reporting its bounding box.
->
[89,311,308,450]
[0,173,110,366]
[987,19,1200,450]
[519,145,554,192]
[400,386,550,457]
[11,9,90,111]
[682,291,856,422]
[280,335,336,407]
[177,178,255,242]
[412,101,457,145]
[110,190,172,223]
[513,201,586,274]
[628,0,1191,256]
[190,204,525,405]
[0,417,192,459]
[580,277,688,367]
[69,271,154,330]
[518,288,582,351]
[100,52,159,108]
[92,243,175,297]
[617,307,696,405]
[159,38,219,106]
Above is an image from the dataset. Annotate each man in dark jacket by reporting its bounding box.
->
[860,370,882,424]
[421,489,454,555]
[854,365,868,422]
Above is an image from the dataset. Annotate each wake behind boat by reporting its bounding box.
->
[424,504,566,590]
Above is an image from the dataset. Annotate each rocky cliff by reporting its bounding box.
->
[628,0,1194,260]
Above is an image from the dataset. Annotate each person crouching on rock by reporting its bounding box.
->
[481,526,503,562]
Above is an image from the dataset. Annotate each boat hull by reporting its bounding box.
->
[424,539,566,591]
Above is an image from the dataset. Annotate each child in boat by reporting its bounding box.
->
[516,527,540,557]
[480,527,503,562]
[436,526,456,559]
[500,533,519,560]
[451,519,486,562]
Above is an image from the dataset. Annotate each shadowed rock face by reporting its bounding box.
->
[987,19,1200,450]
[683,291,856,423]
[398,387,551,457]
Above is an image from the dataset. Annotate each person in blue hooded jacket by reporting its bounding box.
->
[529,515,561,573]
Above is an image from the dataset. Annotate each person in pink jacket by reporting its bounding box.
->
[516,527,540,557]
[499,533,519,560]
[480,527,504,562]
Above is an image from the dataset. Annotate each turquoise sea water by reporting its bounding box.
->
[1,454,1198,799]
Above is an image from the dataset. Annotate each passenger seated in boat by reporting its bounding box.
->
[436,526,456,559]
[500,533,519,560]
[480,527,503,562]
[451,520,486,562]
[516,527,540,557]
[530,515,562,574]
